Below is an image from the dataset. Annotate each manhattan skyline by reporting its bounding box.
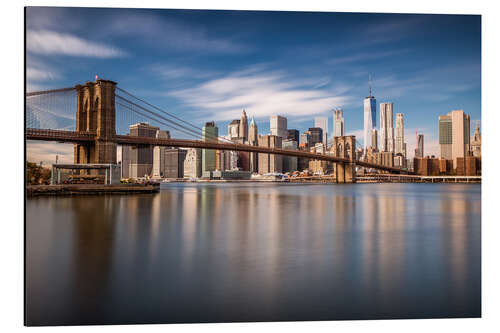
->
[26,7,481,164]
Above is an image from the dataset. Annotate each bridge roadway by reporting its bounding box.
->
[26,128,409,174]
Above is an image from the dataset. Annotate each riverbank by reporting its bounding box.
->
[26,183,160,197]
[27,177,481,197]
[162,175,481,184]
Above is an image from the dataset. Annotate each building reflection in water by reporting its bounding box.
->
[26,183,481,325]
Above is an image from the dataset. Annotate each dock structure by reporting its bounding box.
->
[51,163,121,185]
[27,183,160,197]
[356,174,481,183]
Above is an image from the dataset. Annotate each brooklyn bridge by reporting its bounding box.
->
[26,79,410,183]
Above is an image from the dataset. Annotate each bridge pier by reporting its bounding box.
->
[331,136,357,183]
[74,79,117,166]
[94,140,117,164]
[335,162,356,183]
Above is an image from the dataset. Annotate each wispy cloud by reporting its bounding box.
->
[26,29,128,58]
[362,15,429,45]
[26,58,62,92]
[327,49,410,66]
[26,7,83,32]
[150,64,217,80]
[108,13,250,54]
[168,66,353,122]
[344,129,365,147]
[370,62,480,101]
[26,67,58,81]
[26,141,74,165]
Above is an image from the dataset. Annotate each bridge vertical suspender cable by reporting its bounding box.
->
[115,87,236,144]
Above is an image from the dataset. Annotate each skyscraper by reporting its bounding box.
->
[258,135,282,174]
[300,131,310,149]
[450,110,470,167]
[128,122,160,178]
[239,110,248,142]
[164,149,187,178]
[228,119,240,139]
[333,108,344,137]
[308,127,323,147]
[282,139,298,172]
[270,115,287,138]
[395,113,405,156]
[249,117,258,145]
[152,129,171,178]
[415,133,424,158]
[202,121,218,172]
[371,128,378,150]
[363,83,376,152]
[471,122,481,157]
[439,110,471,167]
[287,129,299,143]
[183,148,202,178]
[379,102,394,152]
[248,117,259,173]
[314,116,328,145]
[439,115,452,160]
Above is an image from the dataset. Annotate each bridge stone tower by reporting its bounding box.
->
[74,79,117,165]
[331,135,356,183]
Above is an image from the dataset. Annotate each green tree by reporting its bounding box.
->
[26,162,51,185]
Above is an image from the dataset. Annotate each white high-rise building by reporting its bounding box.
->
[270,115,287,138]
[379,102,394,152]
[183,148,202,179]
[333,108,344,137]
[227,120,240,139]
[363,90,377,152]
[314,116,328,146]
[152,130,170,178]
[395,113,405,156]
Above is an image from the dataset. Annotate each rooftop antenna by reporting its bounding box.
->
[369,74,373,97]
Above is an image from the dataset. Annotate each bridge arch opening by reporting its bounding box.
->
[83,98,89,131]
[92,97,99,131]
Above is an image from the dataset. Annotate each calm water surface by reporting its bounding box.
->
[26,183,481,325]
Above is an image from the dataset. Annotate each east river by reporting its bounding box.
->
[25,183,481,325]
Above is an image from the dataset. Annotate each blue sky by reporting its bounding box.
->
[26,7,481,163]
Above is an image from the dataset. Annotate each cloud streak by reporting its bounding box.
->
[27,29,127,58]
[26,58,63,92]
[327,49,410,66]
[26,141,74,165]
[108,13,250,54]
[370,62,480,101]
[168,66,353,122]
[150,64,217,80]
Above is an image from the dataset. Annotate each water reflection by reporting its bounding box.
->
[26,183,481,325]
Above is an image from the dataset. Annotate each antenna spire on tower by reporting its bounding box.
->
[368,74,373,97]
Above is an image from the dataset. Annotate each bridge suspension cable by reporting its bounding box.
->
[115,87,235,144]
[26,88,77,131]
[115,100,206,140]
[26,87,75,97]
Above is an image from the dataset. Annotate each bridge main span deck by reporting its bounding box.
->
[26,80,411,183]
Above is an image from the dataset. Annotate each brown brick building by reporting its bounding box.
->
[413,156,480,176]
